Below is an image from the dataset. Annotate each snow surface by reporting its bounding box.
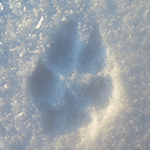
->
[0,0,150,149]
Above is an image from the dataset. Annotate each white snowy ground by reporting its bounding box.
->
[0,0,150,149]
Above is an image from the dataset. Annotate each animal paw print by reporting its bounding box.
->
[29,20,112,138]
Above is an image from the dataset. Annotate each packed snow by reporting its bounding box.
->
[0,0,150,149]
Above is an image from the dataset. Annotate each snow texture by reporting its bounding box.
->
[0,0,150,149]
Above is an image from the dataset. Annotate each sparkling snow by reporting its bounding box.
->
[0,0,150,149]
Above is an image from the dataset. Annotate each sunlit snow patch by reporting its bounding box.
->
[0,3,4,13]
[35,16,44,29]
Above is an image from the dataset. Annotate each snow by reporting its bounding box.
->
[0,3,4,12]
[0,0,150,149]
[35,16,44,29]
